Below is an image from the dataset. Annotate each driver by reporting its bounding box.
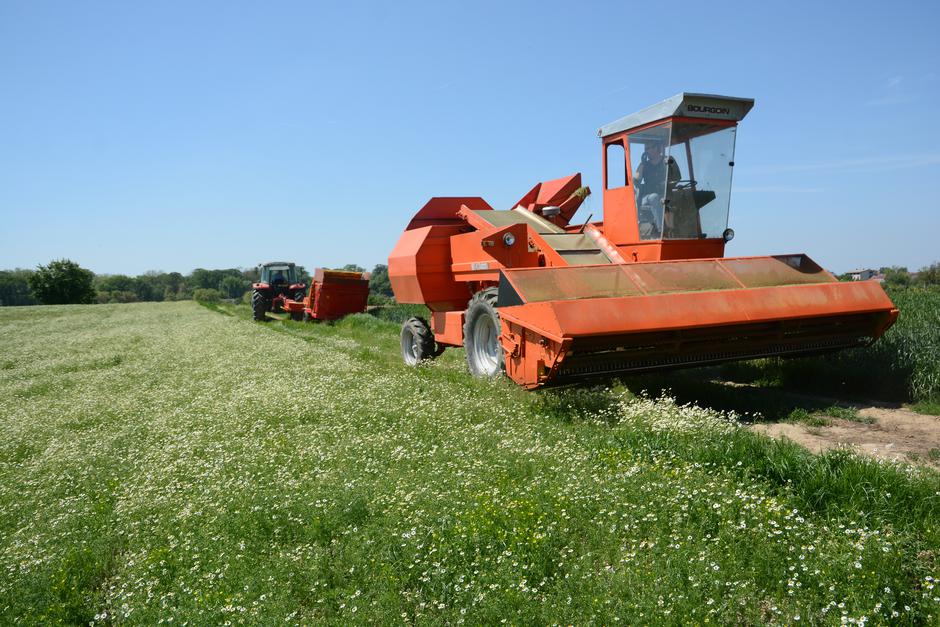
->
[634,140,681,237]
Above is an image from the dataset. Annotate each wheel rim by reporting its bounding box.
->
[471,313,500,375]
[402,330,419,365]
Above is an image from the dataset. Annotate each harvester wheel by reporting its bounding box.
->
[251,291,267,322]
[401,317,436,365]
[463,287,504,377]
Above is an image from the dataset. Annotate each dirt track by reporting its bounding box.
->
[751,405,940,469]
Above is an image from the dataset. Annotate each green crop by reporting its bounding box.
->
[719,285,940,408]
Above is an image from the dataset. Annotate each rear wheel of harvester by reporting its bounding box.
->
[463,287,504,377]
[251,291,267,321]
[400,317,436,365]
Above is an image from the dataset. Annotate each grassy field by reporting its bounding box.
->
[1,301,939,624]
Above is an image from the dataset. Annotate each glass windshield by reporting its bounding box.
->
[262,265,295,284]
[629,124,673,240]
[664,123,736,239]
[629,122,737,240]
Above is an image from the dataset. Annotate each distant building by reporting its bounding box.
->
[847,268,877,281]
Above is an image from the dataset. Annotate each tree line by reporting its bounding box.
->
[0,260,395,306]
[5,258,937,307]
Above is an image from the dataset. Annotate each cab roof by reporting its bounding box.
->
[598,93,754,138]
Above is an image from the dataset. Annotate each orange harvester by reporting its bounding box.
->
[388,94,898,389]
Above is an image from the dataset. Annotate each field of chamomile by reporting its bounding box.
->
[1,300,938,625]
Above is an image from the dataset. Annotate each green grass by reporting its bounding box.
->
[781,405,873,427]
[912,400,940,417]
[784,407,830,427]
[1,301,938,624]
[366,302,429,324]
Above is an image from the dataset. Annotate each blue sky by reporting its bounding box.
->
[1,0,938,275]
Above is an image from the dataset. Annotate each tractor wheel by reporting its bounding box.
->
[400,317,436,365]
[251,291,267,322]
[463,287,504,377]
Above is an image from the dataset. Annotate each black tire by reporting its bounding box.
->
[400,317,436,365]
[463,287,504,377]
[291,311,303,321]
[251,291,267,321]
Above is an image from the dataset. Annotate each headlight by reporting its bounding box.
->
[503,232,516,247]
[723,228,735,243]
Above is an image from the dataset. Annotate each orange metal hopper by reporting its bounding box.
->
[496,256,897,388]
[282,268,370,321]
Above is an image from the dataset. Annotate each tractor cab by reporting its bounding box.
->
[598,93,754,261]
[260,262,298,287]
[255,261,305,300]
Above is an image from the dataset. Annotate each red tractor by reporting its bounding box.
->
[251,261,307,321]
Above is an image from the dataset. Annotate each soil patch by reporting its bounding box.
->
[751,406,940,469]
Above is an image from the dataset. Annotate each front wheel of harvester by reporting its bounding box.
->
[463,287,504,377]
[251,291,267,321]
[400,317,436,365]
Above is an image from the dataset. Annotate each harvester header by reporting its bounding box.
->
[389,94,898,389]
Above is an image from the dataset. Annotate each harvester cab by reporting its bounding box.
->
[389,93,898,389]
[597,93,753,258]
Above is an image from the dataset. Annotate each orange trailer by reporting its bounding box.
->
[389,94,898,389]
[280,268,370,322]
